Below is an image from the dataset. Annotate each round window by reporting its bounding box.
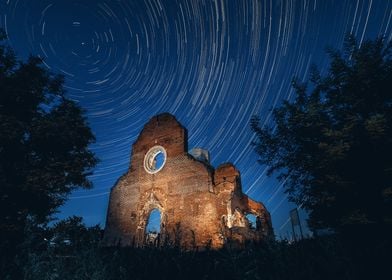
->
[144,146,167,174]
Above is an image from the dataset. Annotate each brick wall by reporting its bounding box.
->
[103,113,273,249]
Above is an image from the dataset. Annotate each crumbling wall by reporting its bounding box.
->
[103,113,273,249]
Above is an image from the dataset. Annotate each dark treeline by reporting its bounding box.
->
[252,35,392,242]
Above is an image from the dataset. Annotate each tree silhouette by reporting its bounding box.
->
[251,36,392,237]
[0,29,98,253]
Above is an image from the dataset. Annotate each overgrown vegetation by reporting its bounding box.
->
[2,217,390,280]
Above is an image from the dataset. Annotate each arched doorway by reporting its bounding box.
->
[145,208,161,245]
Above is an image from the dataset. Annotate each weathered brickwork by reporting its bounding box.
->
[103,113,273,249]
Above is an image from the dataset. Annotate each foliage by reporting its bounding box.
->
[251,36,392,235]
[48,216,102,250]
[0,30,98,254]
[4,220,390,280]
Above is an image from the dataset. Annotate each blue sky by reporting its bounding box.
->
[1,0,391,238]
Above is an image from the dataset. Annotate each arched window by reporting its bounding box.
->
[246,213,257,229]
[146,209,161,234]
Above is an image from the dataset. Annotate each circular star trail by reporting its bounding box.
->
[1,0,391,237]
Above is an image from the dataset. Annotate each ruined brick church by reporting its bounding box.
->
[103,113,273,249]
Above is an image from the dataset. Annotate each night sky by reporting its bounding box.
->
[1,0,391,238]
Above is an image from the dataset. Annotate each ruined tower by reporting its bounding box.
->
[103,113,273,249]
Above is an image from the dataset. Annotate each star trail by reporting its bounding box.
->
[1,0,391,237]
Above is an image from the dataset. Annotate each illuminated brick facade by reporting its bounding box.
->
[103,113,273,249]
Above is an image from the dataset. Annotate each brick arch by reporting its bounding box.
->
[135,193,167,243]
